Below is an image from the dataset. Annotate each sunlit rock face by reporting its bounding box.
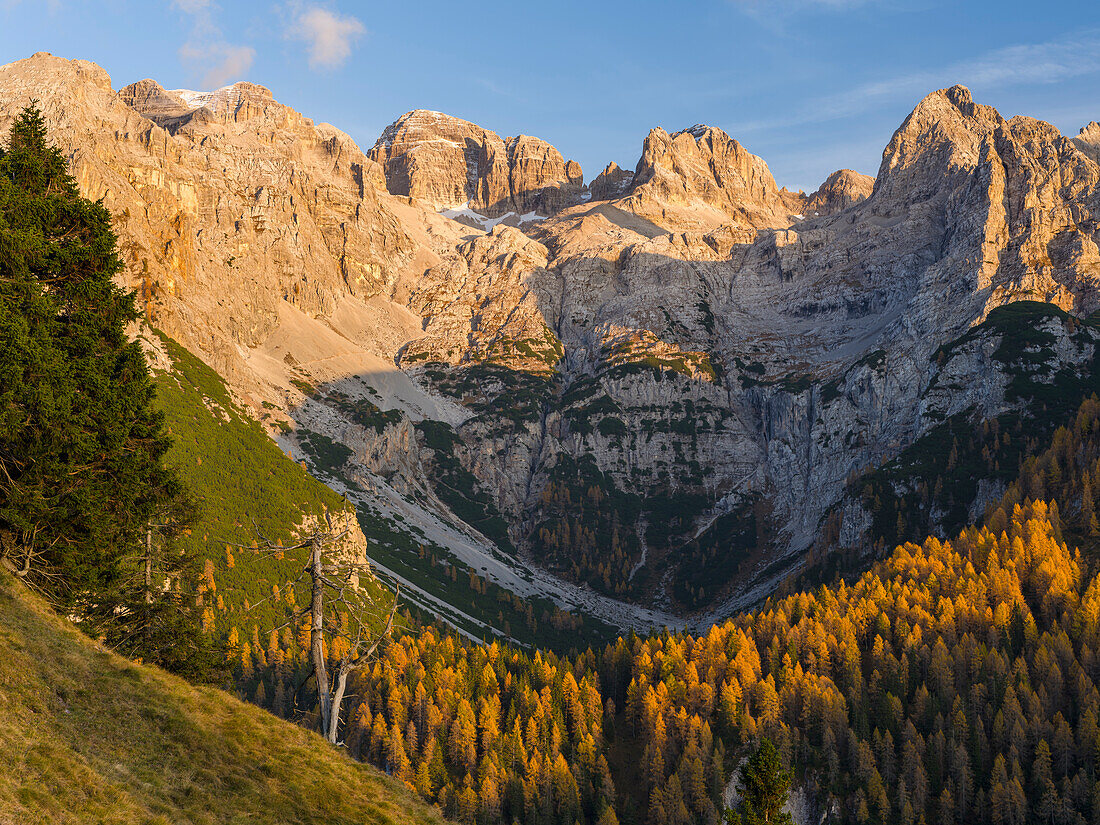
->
[6,52,1099,613]
[368,109,584,218]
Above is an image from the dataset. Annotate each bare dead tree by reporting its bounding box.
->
[235,507,399,745]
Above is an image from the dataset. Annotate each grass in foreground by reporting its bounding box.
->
[0,570,447,825]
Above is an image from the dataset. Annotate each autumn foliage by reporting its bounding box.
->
[255,497,1095,825]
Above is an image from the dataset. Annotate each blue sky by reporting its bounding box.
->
[2,0,1098,192]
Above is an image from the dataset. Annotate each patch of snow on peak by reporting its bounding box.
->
[170,85,242,111]
[440,203,517,231]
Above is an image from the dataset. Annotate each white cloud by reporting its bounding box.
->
[172,0,254,88]
[725,30,1100,135]
[287,6,365,70]
[179,42,256,88]
[171,0,211,12]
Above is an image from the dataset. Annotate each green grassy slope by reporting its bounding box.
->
[148,330,609,653]
[148,331,397,637]
[0,569,446,825]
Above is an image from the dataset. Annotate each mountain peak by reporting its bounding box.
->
[619,122,791,231]
[803,168,875,216]
[1074,121,1100,163]
[369,110,583,217]
[119,78,289,132]
[170,81,273,111]
[3,51,115,95]
[677,124,712,139]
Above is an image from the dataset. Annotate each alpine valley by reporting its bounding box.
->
[3,52,1099,633]
[7,44,1100,825]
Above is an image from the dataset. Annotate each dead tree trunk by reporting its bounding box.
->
[144,527,153,604]
[328,662,350,744]
[325,590,396,744]
[308,534,334,741]
[241,509,398,746]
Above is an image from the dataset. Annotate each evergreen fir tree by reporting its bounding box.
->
[0,105,217,677]
[725,739,794,825]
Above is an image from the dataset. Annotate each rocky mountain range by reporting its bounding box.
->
[3,51,1097,629]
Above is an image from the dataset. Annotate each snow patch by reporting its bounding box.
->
[681,124,711,138]
[440,202,512,230]
[170,85,241,111]
[439,204,544,230]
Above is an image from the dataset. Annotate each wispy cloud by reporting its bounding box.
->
[729,0,878,12]
[179,42,256,88]
[2,0,62,12]
[727,0,887,26]
[285,5,365,70]
[172,0,255,88]
[726,30,1100,135]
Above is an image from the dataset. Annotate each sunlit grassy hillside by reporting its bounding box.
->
[0,568,446,825]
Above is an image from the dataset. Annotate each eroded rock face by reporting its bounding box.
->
[589,162,634,202]
[617,125,798,232]
[368,109,584,217]
[385,85,1100,610]
[802,169,874,216]
[0,54,425,393]
[6,53,1100,616]
[1075,122,1100,163]
[116,79,193,127]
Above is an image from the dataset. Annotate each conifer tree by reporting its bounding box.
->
[725,739,794,825]
[0,105,214,676]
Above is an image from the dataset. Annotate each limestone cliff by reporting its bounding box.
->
[368,109,584,217]
[0,53,432,398]
[5,52,1100,619]
[1073,121,1100,165]
[382,85,1100,610]
[801,168,874,216]
[615,124,797,232]
[589,162,634,202]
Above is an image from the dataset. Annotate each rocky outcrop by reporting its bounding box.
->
[398,225,559,372]
[589,162,634,202]
[389,85,1100,610]
[368,109,584,217]
[507,134,584,214]
[7,53,1100,618]
[116,79,193,129]
[802,168,874,216]
[616,124,797,232]
[0,54,428,395]
[1073,121,1100,163]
